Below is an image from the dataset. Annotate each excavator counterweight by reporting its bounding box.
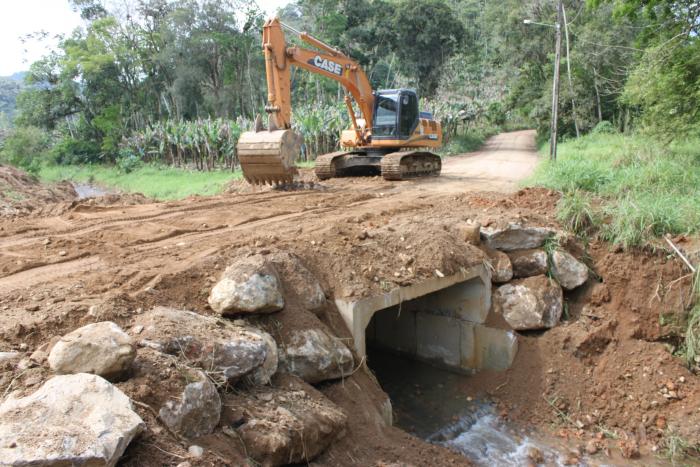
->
[237,18,443,185]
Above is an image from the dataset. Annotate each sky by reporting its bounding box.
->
[0,0,289,77]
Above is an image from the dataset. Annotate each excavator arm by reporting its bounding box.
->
[262,19,375,139]
[237,19,376,184]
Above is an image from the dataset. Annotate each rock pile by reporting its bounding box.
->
[482,224,589,331]
[5,251,351,466]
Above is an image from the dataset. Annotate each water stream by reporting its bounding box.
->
[367,349,672,467]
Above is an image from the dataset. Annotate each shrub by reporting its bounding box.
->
[51,137,102,165]
[556,189,598,235]
[591,121,616,134]
[115,148,142,173]
[0,126,50,173]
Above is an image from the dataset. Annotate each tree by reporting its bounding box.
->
[390,0,465,97]
[0,77,21,123]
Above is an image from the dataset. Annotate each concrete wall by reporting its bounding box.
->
[337,265,518,374]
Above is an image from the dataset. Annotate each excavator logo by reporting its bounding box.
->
[310,55,343,76]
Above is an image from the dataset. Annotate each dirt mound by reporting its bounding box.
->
[0,165,77,216]
[0,171,697,465]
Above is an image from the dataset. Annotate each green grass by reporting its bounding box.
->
[294,160,316,169]
[527,132,700,248]
[38,164,243,200]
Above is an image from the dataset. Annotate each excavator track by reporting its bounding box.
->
[380,151,442,181]
[314,151,361,180]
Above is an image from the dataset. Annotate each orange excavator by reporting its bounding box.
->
[237,18,443,185]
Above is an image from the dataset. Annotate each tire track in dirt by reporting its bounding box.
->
[0,256,105,294]
[0,190,330,249]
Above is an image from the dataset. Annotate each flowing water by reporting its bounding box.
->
[367,349,672,467]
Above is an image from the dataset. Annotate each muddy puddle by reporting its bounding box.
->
[367,349,673,467]
[71,182,113,199]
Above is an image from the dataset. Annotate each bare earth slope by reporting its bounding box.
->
[1,132,698,466]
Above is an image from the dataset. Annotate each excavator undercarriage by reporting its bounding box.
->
[314,150,442,181]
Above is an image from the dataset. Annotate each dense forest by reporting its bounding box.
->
[0,0,698,172]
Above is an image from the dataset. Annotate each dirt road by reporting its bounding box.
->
[440,129,539,192]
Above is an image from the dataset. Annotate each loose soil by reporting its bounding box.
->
[0,131,697,466]
[0,165,77,216]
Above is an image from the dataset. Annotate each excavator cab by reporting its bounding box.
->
[372,89,420,141]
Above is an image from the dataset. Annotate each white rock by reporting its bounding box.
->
[159,371,221,439]
[188,445,204,458]
[48,321,136,379]
[208,255,284,315]
[551,250,589,290]
[481,223,555,251]
[0,374,144,466]
[250,329,279,386]
[284,329,354,384]
[493,275,563,330]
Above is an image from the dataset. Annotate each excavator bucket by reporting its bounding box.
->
[237,129,302,185]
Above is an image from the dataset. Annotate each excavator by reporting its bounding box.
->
[237,18,443,185]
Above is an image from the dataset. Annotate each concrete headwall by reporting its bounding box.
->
[336,265,518,373]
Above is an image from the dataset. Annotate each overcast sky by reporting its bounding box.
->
[0,0,289,77]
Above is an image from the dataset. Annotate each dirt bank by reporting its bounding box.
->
[0,133,697,465]
[0,165,77,216]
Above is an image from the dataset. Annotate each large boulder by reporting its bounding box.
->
[508,249,548,278]
[270,252,326,313]
[48,321,136,380]
[135,307,275,384]
[551,250,589,290]
[231,386,347,466]
[209,255,284,315]
[485,248,513,284]
[159,371,221,439]
[0,374,144,466]
[481,223,555,251]
[493,275,563,330]
[283,329,354,384]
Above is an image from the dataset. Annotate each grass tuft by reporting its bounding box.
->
[556,189,598,235]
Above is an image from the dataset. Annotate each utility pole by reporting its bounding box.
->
[562,4,580,138]
[550,0,563,161]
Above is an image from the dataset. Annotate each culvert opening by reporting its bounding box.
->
[336,269,573,466]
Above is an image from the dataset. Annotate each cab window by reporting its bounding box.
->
[399,93,418,137]
[373,93,398,137]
